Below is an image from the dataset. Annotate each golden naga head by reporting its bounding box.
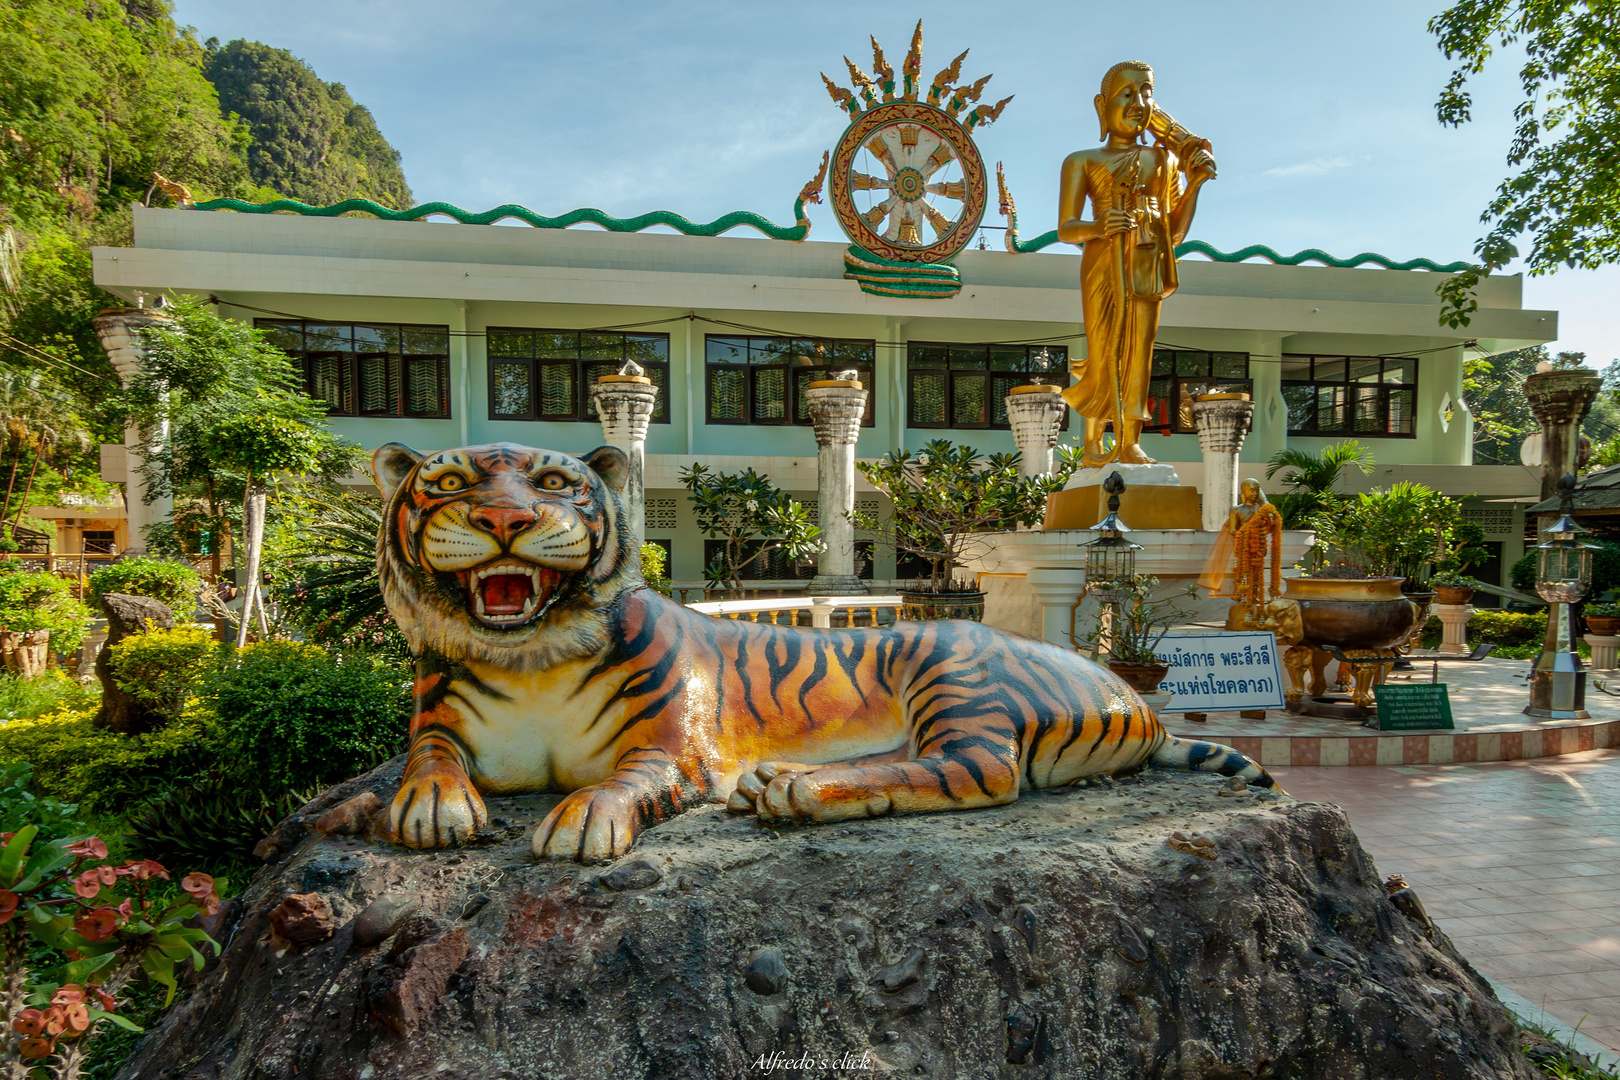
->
[1095,60,1155,142]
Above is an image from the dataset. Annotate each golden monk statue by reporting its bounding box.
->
[1058,61,1216,466]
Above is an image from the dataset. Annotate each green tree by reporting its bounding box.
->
[679,464,822,594]
[125,297,360,636]
[204,39,412,208]
[1429,1,1620,327]
[1263,439,1375,529]
[855,440,1070,592]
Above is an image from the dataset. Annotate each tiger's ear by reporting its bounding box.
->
[372,443,424,500]
[581,446,629,494]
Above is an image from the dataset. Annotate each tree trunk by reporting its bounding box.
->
[9,454,41,525]
[0,447,20,525]
[236,482,266,648]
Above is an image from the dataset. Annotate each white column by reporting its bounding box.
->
[590,372,660,545]
[1584,634,1620,671]
[1434,603,1475,656]
[1027,567,1088,647]
[92,306,173,556]
[1191,394,1255,533]
[804,375,869,595]
[1005,384,1067,479]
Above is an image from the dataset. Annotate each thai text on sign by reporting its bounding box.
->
[1153,631,1285,713]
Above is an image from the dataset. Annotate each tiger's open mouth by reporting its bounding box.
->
[455,558,563,629]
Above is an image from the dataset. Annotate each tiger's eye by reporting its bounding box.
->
[539,473,567,491]
[436,474,465,492]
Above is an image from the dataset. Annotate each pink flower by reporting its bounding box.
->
[66,838,107,860]
[73,908,119,942]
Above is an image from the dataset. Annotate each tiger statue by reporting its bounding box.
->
[372,441,1280,862]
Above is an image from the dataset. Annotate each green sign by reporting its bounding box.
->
[1373,684,1455,731]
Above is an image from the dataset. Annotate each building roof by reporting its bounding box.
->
[1527,465,1620,514]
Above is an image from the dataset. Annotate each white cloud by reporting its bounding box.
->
[1261,156,1360,179]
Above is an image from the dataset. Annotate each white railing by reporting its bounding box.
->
[687,594,903,629]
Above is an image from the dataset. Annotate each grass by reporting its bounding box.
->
[0,669,97,722]
[1508,1009,1618,1079]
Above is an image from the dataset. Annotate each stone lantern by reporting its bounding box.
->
[1004,383,1066,480]
[803,370,868,595]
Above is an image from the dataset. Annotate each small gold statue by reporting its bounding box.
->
[1058,61,1216,466]
[1199,481,1308,698]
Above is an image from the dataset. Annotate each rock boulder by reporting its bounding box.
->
[116,760,1535,1080]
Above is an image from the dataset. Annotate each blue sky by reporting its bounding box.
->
[172,0,1617,365]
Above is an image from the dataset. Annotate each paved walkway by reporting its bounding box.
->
[1273,748,1620,1054]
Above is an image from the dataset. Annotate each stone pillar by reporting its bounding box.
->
[1191,393,1255,533]
[1433,603,1475,656]
[1027,567,1088,648]
[1005,384,1066,479]
[92,306,173,556]
[1524,369,1599,503]
[804,374,869,595]
[590,371,660,544]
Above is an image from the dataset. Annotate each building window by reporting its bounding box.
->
[1144,349,1251,434]
[906,343,1069,429]
[1282,355,1417,437]
[487,330,669,423]
[705,336,874,426]
[258,321,452,419]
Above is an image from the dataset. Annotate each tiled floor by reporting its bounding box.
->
[1274,748,1620,1053]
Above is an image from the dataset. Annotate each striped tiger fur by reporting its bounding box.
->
[371,441,1279,862]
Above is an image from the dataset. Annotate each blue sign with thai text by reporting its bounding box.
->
[1153,631,1285,713]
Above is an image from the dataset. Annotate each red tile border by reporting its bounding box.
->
[1183,718,1619,766]
[1230,737,1262,762]
[1455,734,1479,762]
[1403,735,1430,765]
[1578,725,1596,752]
[1291,739,1321,767]
[1500,732,1523,760]
[1349,738,1379,766]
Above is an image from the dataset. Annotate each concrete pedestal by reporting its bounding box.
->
[1191,394,1255,533]
[1005,385,1066,480]
[590,373,659,544]
[804,378,868,596]
[1584,633,1620,671]
[1433,603,1475,656]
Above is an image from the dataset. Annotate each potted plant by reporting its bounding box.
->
[1085,576,1196,694]
[0,570,93,678]
[856,439,1070,621]
[1428,570,1479,606]
[680,464,823,596]
[1584,601,1620,636]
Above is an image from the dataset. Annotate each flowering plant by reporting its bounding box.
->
[0,826,222,1075]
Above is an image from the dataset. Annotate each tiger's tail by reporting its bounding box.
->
[1149,733,1282,791]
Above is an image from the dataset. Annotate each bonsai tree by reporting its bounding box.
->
[1312,482,1461,581]
[87,557,203,613]
[1084,575,1198,664]
[200,412,324,646]
[855,439,1072,593]
[1440,520,1490,575]
[679,464,822,595]
[0,571,93,677]
[1264,440,1375,530]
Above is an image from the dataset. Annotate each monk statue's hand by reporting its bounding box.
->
[1188,149,1217,182]
[1101,208,1137,236]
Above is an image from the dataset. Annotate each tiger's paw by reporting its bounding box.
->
[388,766,487,849]
[726,761,821,824]
[533,785,639,863]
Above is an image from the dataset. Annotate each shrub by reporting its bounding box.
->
[105,626,216,725]
[126,781,308,870]
[0,670,97,722]
[0,709,212,815]
[640,541,670,596]
[87,557,203,612]
[1469,610,1547,648]
[199,641,409,795]
[0,572,93,655]
[0,762,82,843]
